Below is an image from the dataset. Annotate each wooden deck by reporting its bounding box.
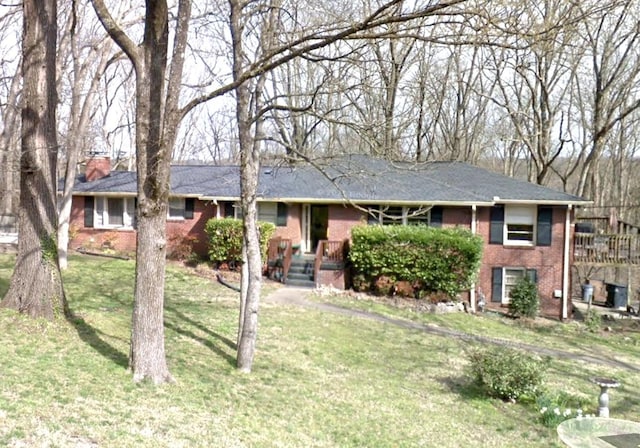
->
[574,233,640,265]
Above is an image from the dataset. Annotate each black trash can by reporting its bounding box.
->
[605,282,628,309]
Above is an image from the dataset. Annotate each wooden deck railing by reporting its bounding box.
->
[266,237,293,282]
[314,240,347,283]
[574,233,640,265]
[269,238,348,284]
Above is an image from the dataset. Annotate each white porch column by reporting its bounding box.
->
[470,204,477,312]
[562,204,572,320]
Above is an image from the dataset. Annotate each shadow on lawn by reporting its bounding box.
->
[0,277,9,297]
[165,305,237,367]
[438,375,487,402]
[67,313,129,368]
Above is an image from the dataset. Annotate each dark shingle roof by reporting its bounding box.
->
[72,155,589,205]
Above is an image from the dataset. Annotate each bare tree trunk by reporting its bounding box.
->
[91,0,191,384]
[0,60,21,217]
[129,1,173,384]
[2,0,66,319]
[230,0,264,373]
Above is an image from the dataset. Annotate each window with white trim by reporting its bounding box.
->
[504,205,535,245]
[492,266,537,304]
[233,202,288,226]
[168,197,186,219]
[368,206,432,226]
[503,268,526,303]
[94,196,136,229]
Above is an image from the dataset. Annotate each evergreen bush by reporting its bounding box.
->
[467,346,546,402]
[508,277,539,318]
[349,225,483,298]
[204,218,275,268]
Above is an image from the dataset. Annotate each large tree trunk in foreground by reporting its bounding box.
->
[1,0,66,319]
[91,0,191,383]
[128,1,173,384]
[130,212,172,382]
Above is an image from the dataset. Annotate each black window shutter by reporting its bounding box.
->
[133,198,138,229]
[184,198,195,219]
[536,206,552,246]
[526,269,538,284]
[367,206,380,225]
[489,205,504,244]
[430,206,443,228]
[223,202,235,218]
[84,196,94,227]
[276,203,288,226]
[491,267,503,302]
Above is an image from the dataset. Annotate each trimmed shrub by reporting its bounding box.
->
[467,346,546,402]
[349,225,483,298]
[204,218,275,268]
[508,278,539,318]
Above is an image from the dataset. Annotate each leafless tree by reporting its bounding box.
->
[573,0,640,199]
[57,0,118,269]
[1,0,66,319]
[90,0,193,383]
[0,6,22,218]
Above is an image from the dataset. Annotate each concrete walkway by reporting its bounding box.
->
[264,286,640,372]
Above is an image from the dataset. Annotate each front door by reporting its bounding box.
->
[301,204,328,253]
[310,205,328,252]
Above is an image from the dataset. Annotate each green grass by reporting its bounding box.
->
[0,254,639,447]
[315,292,640,366]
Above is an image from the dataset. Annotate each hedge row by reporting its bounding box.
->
[349,225,483,298]
[204,218,275,268]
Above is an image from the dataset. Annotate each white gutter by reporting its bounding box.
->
[470,204,477,312]
[73,192,137,197]
[562,204,572,320]
[494,199,593,206]
[243,198,495,207]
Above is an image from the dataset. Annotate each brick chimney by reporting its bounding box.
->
[85,155,111,181]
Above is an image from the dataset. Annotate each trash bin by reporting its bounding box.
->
[605,282,628,309]
[582,284,594,303]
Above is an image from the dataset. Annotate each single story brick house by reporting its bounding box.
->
[69,154,590,319]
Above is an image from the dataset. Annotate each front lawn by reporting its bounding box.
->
[0,254,637,447]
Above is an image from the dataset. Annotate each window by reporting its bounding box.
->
[93,196,136,229]
[367,206,441,227]
[167,197,195,220]
[233,202,288,226]
[168,198,185,219]
[490,205,553,246]
[258,202,278,224]
[406,207,432,226]
[504,206,535,245]
[381,206,404,226]
[491,266,537,304]
[503,268,526,302]
[107,198,124,226]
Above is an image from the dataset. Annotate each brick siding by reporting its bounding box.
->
[69,196,217,258]
[476,206,570,319]
[69,195,573,318]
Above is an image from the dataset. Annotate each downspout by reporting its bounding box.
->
[470,204,477,312]
[562,204,572,320]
